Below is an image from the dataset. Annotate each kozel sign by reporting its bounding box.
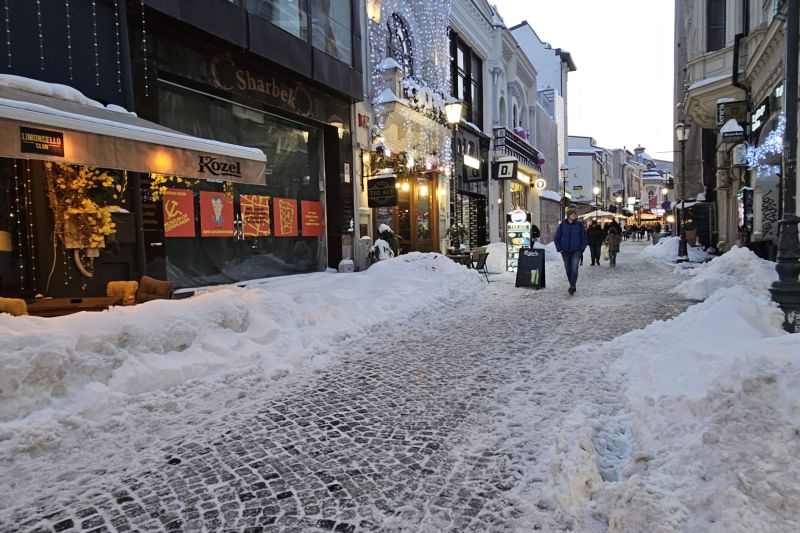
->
[198,155,242,179]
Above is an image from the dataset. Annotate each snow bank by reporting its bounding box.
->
[0,253,484,434]
[642,235,712,263]
[485,241,560,275]
[673,245,778,300]
[548,246,799,530]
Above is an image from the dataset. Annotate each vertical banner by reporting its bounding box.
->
[200,191,234,237]
[274,197,298,237]
[240,194,271,236]
[162,188,195,237]
[301,200,324,236]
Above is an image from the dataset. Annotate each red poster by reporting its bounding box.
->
[200,191,234,237]
[162,188,195,237]
[240,194,271,237]
[301,200,324,237]
[273,197,298,237]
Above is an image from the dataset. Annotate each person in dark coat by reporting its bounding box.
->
[554,209,588,295]
[587,220,605,265]
[604,227,622,267]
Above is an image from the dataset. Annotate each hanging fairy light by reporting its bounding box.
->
[24,162,37,290]
[35,0,43,70]
[3,0,10,68]
[65,0,73,80]
[13,160,24,289]
[114,0,122,92]
[746,112,785,175]
[91,0,100,86]
[141,0,149,96]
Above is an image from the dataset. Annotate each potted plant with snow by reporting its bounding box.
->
[446,222,468,252]
[367,224,399,264]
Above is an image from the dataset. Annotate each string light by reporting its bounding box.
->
[747,112,785,175]
[35,0,43,70]
[141,0,149,96]
[92,0,99,86]
[13,160,24,289]
[65,0,73,80]
[24,162,37,290]
[114,0,122,92]
[3,0,10,68]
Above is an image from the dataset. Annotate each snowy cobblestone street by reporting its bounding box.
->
[1,242,692,532]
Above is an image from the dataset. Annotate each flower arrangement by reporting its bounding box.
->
[45,162,126,250]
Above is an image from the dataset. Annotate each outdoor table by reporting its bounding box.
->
[27,295,123,317]
[446,253,474,267]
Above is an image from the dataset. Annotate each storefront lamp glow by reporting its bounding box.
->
[419,184,429,197]
[367,0,381,22]
[593,186,600,195]
[406,155,415,169]
[516,172,530,185]
[401,181,410,192]
[463,154,480,169]
[615,195,623,203]
[151,151,173,173]
[444,101,464,125]
[662,187,669,195]
[667,214,675,223]
[331,121,345,140]
[302,131,309,143]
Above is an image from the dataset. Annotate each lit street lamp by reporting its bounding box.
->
[674,121,691,262]
[770,0,800,333]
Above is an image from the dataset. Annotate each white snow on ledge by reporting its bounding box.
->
[0,73,133,115]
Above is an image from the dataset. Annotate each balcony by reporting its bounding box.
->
[493,127,542,173]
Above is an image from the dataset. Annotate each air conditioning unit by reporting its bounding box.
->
[732,143,748,167]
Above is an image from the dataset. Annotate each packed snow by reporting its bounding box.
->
[1,242,798,530]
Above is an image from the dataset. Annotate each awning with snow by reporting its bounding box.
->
[0,76,266,184]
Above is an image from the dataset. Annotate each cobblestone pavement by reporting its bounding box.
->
[2,243,691,532]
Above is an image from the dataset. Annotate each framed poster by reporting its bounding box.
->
[274,197,298,237]
[200,191,234,237]
[162,188,195,237]
[240,194,271,237]
[301,200,324,236]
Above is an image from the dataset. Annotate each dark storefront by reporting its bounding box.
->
[452,127,490,248]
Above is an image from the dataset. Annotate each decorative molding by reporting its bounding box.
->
[502,41,513,62]
[517,64,534,89]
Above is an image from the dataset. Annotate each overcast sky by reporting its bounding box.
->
[490,0,676,161]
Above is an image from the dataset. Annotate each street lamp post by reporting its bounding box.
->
[674,122,691,262]
[444,100,463,238]
[770,0,800,333]
[593,186,600,220]
[560,165,569,220]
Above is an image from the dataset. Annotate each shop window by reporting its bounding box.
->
[0,159,32,295]
[155,82,325,288]
[706,0,726,52]
[248,0,309,41]
[310,0,352,65]
[387,12,413,75]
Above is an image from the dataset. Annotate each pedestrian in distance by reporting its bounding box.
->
[555,209,588,295]
[604,227,622,267]
[587,220,604,265]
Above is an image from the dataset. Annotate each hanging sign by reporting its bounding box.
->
[20,127,64,157]
[534,178,547,190]
[162,188,195,237]
[301,200,324,236]
[200,191,234,237]
[368,176,398,207]
[274,197,299,237]
[492,159,518,180]
[240,194,271,236]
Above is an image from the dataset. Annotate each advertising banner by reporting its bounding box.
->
[162,188,195,237]
[301,200,324,236]
[240,194,271,237]
[367,176,398,207]
[274,197,298,237]
[200,191,234,237]
[515,248,546,289]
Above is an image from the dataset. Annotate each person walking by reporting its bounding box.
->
[587,220,604,265]
[555,209,588,295]
[604,227,622,267]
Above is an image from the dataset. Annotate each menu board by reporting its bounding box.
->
[506,221,531,272]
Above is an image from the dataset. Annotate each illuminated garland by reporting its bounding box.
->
[746,112,784,175]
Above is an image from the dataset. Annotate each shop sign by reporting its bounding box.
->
[492,159,518,180]
[200,191,234,237]
[368,176,398,207]
[751,98,770,134]
[162,188,195,237]
[198,155,242,179]
[301,200,324,237]
[534,178,547,190]
[716,100,747,128]
[274,197,299,237]
[240,194,271,237]
[20,126,64,156]
[209,53,313,116]
[510,209,528,224]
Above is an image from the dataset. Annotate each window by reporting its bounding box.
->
[387,13,413,75]
[450,32,483,128]
[248,0,309,41]
[311,0,352,64]
[707,0,726,52]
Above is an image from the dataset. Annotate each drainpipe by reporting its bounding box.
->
[119,0,148,277]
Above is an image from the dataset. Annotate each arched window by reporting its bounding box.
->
[387,13,413,76]
[498,97,506,127]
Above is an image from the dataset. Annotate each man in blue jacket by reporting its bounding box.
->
[554,209,588,295]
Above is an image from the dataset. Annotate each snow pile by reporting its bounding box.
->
[486,242,507,273]
[642,235,713,263]
[0,254,484,440]
[673,245,778,300]
[546,245,800,530]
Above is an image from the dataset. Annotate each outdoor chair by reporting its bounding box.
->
[474,252,490,283]
[106,280,139,305]
[135,276,174,304]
